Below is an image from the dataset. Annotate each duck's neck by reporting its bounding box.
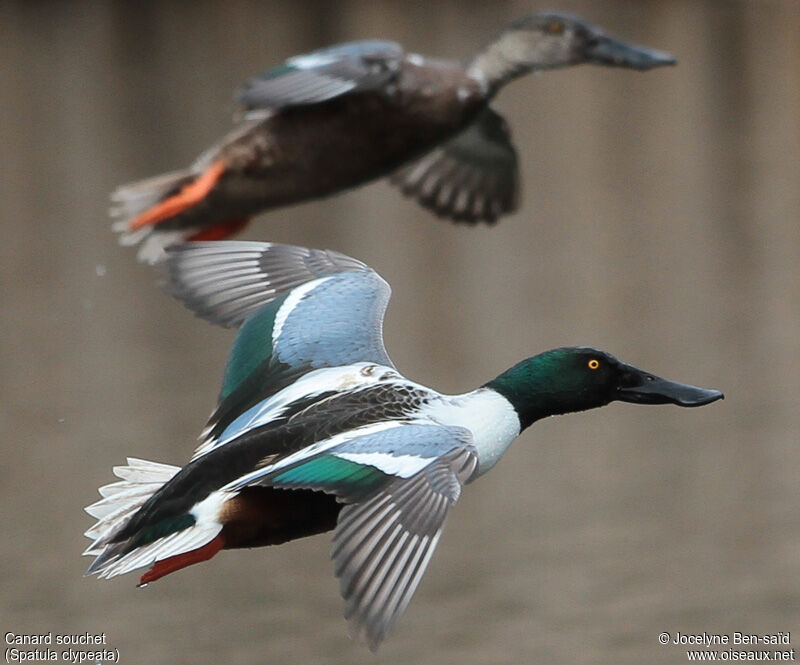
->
[421,388,521,476]
[467,44,526,95]
[483,353,608,430]
[467,31,546,95]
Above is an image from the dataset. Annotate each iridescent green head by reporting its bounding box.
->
[486,347,723,430]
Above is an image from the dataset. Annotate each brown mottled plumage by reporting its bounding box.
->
[111,13,676,261]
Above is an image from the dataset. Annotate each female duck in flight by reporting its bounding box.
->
[112,13,675,261]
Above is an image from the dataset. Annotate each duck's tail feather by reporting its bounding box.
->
[111,169,196,227]
[84,458,180,548]
[111,162,242,264]
[110,169,196,263]
[114,226,189,265]
[112,217,251,265]
[83,458,224,582]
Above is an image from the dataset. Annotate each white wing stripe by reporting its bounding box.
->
[200,364,400,456]
[289,53,340,68]
[334,451,432,478]
[223,421,404,490]
[331,442,476,650]
[272,276,332,344]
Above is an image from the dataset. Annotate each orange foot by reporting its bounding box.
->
[129,160,228,231]
[138,534,225,586]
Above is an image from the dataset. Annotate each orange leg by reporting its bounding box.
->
[129,160,228,231]
[138,534,225,586]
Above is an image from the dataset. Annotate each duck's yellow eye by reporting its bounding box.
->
[547,22,565,35]
[588,359,600,370]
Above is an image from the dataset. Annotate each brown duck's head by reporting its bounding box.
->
[472,12,676,89]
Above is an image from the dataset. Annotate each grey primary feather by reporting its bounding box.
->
[216,421,477,649]
[159,241,375,328]
[330,433,478,651]
[236,40,404,110]
[390,106,519,224]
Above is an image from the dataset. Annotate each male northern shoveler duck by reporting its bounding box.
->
[84,241,721,649]
[112,13,675,261]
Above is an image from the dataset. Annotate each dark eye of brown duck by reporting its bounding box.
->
[546,22,566,35]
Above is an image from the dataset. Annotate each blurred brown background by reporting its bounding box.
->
[2,1,798,663]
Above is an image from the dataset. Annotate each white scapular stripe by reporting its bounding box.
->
[271,276,332,344]
[197,363,398,458]
[289,52,340,68]
[334,452,432,478]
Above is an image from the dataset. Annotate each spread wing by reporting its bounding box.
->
[161,240,372,329]
[390,106,519,224]
[159,241,394,443]
[236,40,404,111]
[224,422,479,651]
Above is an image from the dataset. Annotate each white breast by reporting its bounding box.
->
[421,388,521,476]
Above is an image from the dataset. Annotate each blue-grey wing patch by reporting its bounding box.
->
[390,106,519,224]
[229,422,473,493]
[223,422,478,650]
[236,40,403,110]
[160,241,374,329]
[160,241,394,443]
[273,270,392,371]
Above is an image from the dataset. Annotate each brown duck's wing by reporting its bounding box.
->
[389,106,519,224]
[236,40,403,111]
